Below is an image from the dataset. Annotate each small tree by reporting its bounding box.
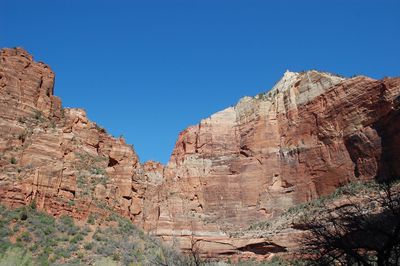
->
[301,182,400,266]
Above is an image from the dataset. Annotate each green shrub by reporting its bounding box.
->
[112,252,121,261]
[28,244,38,253]
[82,225,91,235]
[96,244,114,256]
[93,231,103,242]
[36,212,55,226]
[70,233,84,244]
[77,251,84,259]
[54,247,70,258]
[33,110,42,120]
[18,131,27,142]
[84,242,94,250]
[87,213,96,225]
[57,215,78,235]
[0,225,10,238]
[91,167,105,175]
[0,241,12,255]
[20,232,31,242]
[13,224,20,233]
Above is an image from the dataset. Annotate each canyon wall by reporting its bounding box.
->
[1,48,399,258]
[0,48,147,221]
[140,70,400,256]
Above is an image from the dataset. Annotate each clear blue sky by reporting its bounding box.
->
[2,1,399,163]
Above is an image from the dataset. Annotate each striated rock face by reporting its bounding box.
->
[1,47,399,259]
[139,70,400,256]
[0,48,147,222]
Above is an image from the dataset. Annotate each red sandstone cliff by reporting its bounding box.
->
[139,70,400,256]
[1,48,399,258]
[0,48,146,220]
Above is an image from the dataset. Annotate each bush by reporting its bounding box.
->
[84,242,94,250]
[70,233,84,244]
[93,231,103,242]
[91,167,105,175]
[20,232,31,242]
[33,110,42,120]
[87,214,96,225]
[82,225,91,235]
[112,252,121,261]
[96,244,114,257]
[36,212,55,226]
[57,215,78,235]
[54,247,70,258]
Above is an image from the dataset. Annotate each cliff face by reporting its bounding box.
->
[0,48,147,221]
[139,70,400,256]
[1,48,399,258]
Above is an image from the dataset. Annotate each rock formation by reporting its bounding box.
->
[139,70,400,256]
[0,47,399,259]
[0,47,145,221]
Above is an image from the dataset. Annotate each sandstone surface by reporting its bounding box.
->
[0,48,146,222]
[1,47,399,258]
[138,70,400,257]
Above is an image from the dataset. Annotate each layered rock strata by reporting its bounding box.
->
[0,48,146,221]
[1,48,399,258]
[140,70,400,256]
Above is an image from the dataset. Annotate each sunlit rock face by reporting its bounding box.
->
[0,48,146,221]
[1,47,399,258]
[140,70,400,256]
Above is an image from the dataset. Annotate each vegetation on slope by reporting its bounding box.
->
[0,203,190,266]
[236,181,378,236]
[0,204,311,266]
[243,180,400,266]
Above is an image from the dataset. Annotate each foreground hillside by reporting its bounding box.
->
[0,204,190,265]
[0,47,400,261]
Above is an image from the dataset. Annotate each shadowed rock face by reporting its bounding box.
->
[1,48,399,258]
